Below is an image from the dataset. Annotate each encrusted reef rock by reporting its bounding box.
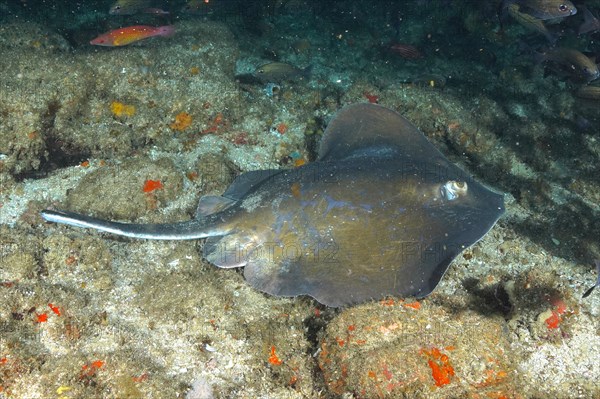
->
[318,299,517,398]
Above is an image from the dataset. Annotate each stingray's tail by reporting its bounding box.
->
[40,209,223,240]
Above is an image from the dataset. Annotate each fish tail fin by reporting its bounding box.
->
[544,29,558,45]
[158,25,176,37]
[579,6,599,35]
[40,209,220,240]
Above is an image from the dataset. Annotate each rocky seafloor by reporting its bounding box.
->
[0,2,599,398]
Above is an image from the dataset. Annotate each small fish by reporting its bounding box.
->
[182,0,212,14]
[578,6,600,35]
[388,43,423,60]
[506,3,556,43]
[292,39,311,54]
[535,48,600,83]
[40,103,504,307]
[254,62,312,83]
[503,0,576,20]
[142,8,170,15]
[402,73,447,89]
[582,260,600,298]
[90,25,175,47]
[575,85,600,101]
[109,0,155,15]
[182,0,238,15]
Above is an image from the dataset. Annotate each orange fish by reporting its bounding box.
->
[90,25,175,47]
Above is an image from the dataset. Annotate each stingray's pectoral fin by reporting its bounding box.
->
[243,256,304,299]
[196,195,236,218]
[40,209,212,240]
[242,255,337,306]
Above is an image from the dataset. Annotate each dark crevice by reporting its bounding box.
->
[303,304,338,394]
[463,277,513,318]
[303,305,335,350]
[14,99,91,181]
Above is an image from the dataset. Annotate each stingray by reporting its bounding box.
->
[41,103,504,307]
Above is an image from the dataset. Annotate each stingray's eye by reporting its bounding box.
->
[441,181,468,201]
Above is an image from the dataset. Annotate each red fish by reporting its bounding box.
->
[388,43,423,59]
[90,25,175,47]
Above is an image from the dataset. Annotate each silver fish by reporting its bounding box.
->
[41,104,504,307]
[253,62,312,83]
